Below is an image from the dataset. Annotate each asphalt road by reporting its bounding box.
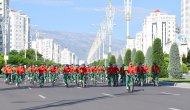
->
[0,79,189,110]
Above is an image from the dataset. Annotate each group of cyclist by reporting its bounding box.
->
[1,62,160,91]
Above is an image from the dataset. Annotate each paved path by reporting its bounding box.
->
[0,79,189,110]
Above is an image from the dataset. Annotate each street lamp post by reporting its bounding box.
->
[106,0,115,54]
[1,1,9,64]
[124,0,133,47]
[35,28,39,61]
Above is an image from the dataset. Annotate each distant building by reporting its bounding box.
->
[60,48,72,65]
[126,38,135,51]
[53,43,61,63]
[0,0,9,53]
[181,0,190,50]
[9,9,30,51]
[135,32,143,51]
[142,10,176,54]
[31,38,54,61]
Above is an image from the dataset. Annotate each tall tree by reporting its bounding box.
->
[152,38,165,78]
[109,55,116,65]
[145,47,152,68]
[182,54,187,64]
[131,48,136,65]
[134,50,145,66]
[117,54,123,67]
[168,43,182,79]
[124,49,131,66]
[187,50,190,63]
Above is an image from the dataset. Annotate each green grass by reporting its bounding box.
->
[159,78,190,83]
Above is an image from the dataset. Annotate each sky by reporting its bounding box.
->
[10,0,180,41]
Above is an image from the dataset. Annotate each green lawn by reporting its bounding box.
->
[159,78,190,83]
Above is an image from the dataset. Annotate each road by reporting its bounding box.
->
[0,79,189,110]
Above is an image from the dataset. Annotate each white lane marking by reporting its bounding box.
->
[161,92,181,96]
[28,87,32,90]
[77,87,82,89]
[38,94,46,99]
[102,93,114,97]
[168,108,181,110]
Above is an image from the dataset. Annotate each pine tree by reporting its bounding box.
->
[124,49,131,66]
[152,38,166,78]
[134,50,145,66]
[168,43,182,79]
[145,47,152,68]
[117,54,123,67]
[131,48,136,65]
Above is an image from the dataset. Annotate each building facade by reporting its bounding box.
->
[32,38,53,61]
[135,32,143,51]
[53,43,61,63]
[126,38,135,51]
[9,10,30,52]
[142,10,176,54]
[181,0,190,51]
[0,0,9,53]
[60,48,72,65]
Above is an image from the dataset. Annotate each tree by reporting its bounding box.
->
[131,48,136,65]
[168,43,183,79]
[181,63,188,74]
[124,49,131,66]
[182,54,187,64]
[145,47,152,68]
[117,54,123,67]
[0,54,5,74]
[134,50,145,66]
[187,50,190,63]
[109,55,116,65]
[152,38,166,78]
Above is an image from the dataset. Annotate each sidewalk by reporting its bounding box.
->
[160,81,190,89]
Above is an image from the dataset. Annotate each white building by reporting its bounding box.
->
[53,43,61,63]
[135,32,143,51]
[60,48,72,65]
[79,60,85,65]
[181,0,190,50]
[9,10,30,52]
[142,10,176,54]
[0,0,9,53]
[31,38,53,61]
[75,56,79,65]
[126,38,135,51]
[41,38,53,61]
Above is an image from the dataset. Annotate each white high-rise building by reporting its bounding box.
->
[41,38,53,61]
[142,10,176,54]
[135,32,143,51]
[60,48,72,65]
[31,38,53,61]
[9,10,30,51]
[0,0,9,53]
[181,0,190,50]
[53,43,61,63]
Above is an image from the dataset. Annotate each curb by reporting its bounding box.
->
[174,83,190,89]
[160,81,190,89]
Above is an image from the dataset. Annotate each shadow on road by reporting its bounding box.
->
[20,89,144,110]
[20,96,110,110]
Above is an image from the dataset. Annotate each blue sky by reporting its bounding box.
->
[10,0,180,41]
